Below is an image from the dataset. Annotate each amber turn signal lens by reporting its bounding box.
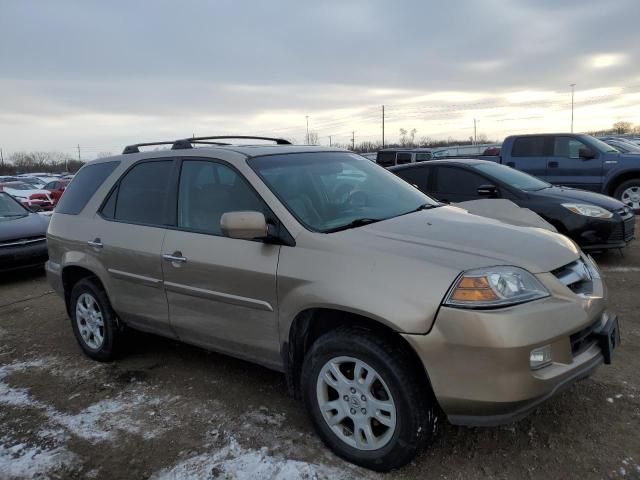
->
[450,276,499,302]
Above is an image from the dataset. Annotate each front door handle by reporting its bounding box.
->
[87,238,103,249]
[548,161,559,168]
[163,252,187,264]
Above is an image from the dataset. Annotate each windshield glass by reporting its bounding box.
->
[609,140,640,153]
[249,152,437,232]
[5,183,33,191]
[473,162,551,191]
[587,136,619,153]
[0,193,28,217]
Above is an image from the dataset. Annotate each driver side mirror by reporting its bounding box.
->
[477,184,499,197]
[579,147,596,160]
[221,211,268,240]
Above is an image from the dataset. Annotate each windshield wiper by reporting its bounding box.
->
[412,203,440,212]
[324,217,383,233]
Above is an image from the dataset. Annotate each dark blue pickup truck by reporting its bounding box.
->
[487,134,640,212]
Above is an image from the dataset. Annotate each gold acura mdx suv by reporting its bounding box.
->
[47,136,619,471]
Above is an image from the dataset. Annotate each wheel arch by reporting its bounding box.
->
[61,265,107,316]
[282,308,435,401]
[606,170,640,197]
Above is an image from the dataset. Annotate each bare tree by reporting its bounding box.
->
[613,121,633,134]
[96,151,114,158]
[399,128,417,147]
[307,131,319,145]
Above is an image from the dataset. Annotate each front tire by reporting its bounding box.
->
[613,179,640,213]
[69,278,120,361]
[301,327,438,471]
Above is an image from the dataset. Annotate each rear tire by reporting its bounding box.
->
[613,179,640,213]
[301,327,438,471]
[69,278,120,362]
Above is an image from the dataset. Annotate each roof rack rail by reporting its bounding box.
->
[187,135,291,145]
[122,135,291,154]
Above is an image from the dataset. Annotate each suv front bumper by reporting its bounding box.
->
[402,274,617,427]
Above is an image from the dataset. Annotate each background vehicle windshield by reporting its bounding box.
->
[587,136,619,153]
[473,162,550,191]
[0,193,28,217]
[5,183,33,191]
[250,152,436,232]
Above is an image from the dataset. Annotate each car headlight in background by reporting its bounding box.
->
[561,203,613,218]
[444,266,550,308]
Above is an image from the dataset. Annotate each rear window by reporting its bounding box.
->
[511,137,546,157]
[396,153,412,165]
[55,161,119,215]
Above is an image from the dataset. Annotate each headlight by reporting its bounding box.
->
[561,203,612,218]
[444,266,550,308]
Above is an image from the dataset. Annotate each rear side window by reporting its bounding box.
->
[102,160,174,226]
[415,153,432,162]
[435,166,486,195]
[395,167,429,192]
[396,153,412,165]
[511,137,546,157]
[56,161,119,215]
[376,151,396,167]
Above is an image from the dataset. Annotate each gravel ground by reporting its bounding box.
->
[0,224,639,479]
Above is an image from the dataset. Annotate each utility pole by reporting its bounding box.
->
[0,148,4,169]
[305,115,309,144]
[570,83,576,133]
[382,105,385,148]
[473,119,477,145]
[351,131,355,151]
[329,135,332,147]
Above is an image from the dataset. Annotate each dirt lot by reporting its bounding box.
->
[1,228,639,479]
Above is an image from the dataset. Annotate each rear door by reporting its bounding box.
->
[161,158,281,367]
[545,135,603,191]
[94,159,175,337]
[431,165,489,203]
[394,165,431,193]
[508,136,549,179]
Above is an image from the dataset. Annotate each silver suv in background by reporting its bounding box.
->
[46,136,619,471]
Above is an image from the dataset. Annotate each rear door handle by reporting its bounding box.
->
[548,161,559,168]
[87,238,103,249]
[163,252,187,264]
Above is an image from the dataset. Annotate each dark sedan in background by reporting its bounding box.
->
[390,159,635,251]
[0,192,50,272]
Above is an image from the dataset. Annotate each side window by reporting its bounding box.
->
[56,161,119,215]
[110,160,174,225]
[395,167,429,192]
[435,167,486,195]
[511,137,546,157]
[396,153,412,165]
[376,151,396,167]
[553,137,588,159]
[177,160,265,235]
[415,153,432,162]
[44,182,55,190]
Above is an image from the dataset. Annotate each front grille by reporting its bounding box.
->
[0,236,46,248]
[570,319,600,356]
[612,207,636,243]
[551,259,593,295]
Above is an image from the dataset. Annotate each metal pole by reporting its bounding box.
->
[382,105,385,148]
[570,83,576,133]
[0,148,4,168]
[352,131,355,151]
[329,135,332,147]
[305,116,309,144]
[473,119,477,144]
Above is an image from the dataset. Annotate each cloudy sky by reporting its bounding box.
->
[1,0,639,158]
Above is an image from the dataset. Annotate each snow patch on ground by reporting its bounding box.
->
[152,434,370,480]
[0,442,76,479]
[0,358,177,443]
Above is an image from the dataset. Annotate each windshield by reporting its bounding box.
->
[4,183,33,191]
[249,152,437,232]
[0,193,28,217]
[473,162,551,191]
[609,140,640,153]
[587,136,619,153]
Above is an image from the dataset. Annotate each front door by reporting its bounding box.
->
[161,159,281,367]
[545,136,603,191]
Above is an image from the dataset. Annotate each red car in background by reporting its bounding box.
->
[43,179,71,205]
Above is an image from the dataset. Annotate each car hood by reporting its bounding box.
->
[0,213,49,242]
[533,186,625,211]
[3,188,50,197]
[346,206,579,274]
